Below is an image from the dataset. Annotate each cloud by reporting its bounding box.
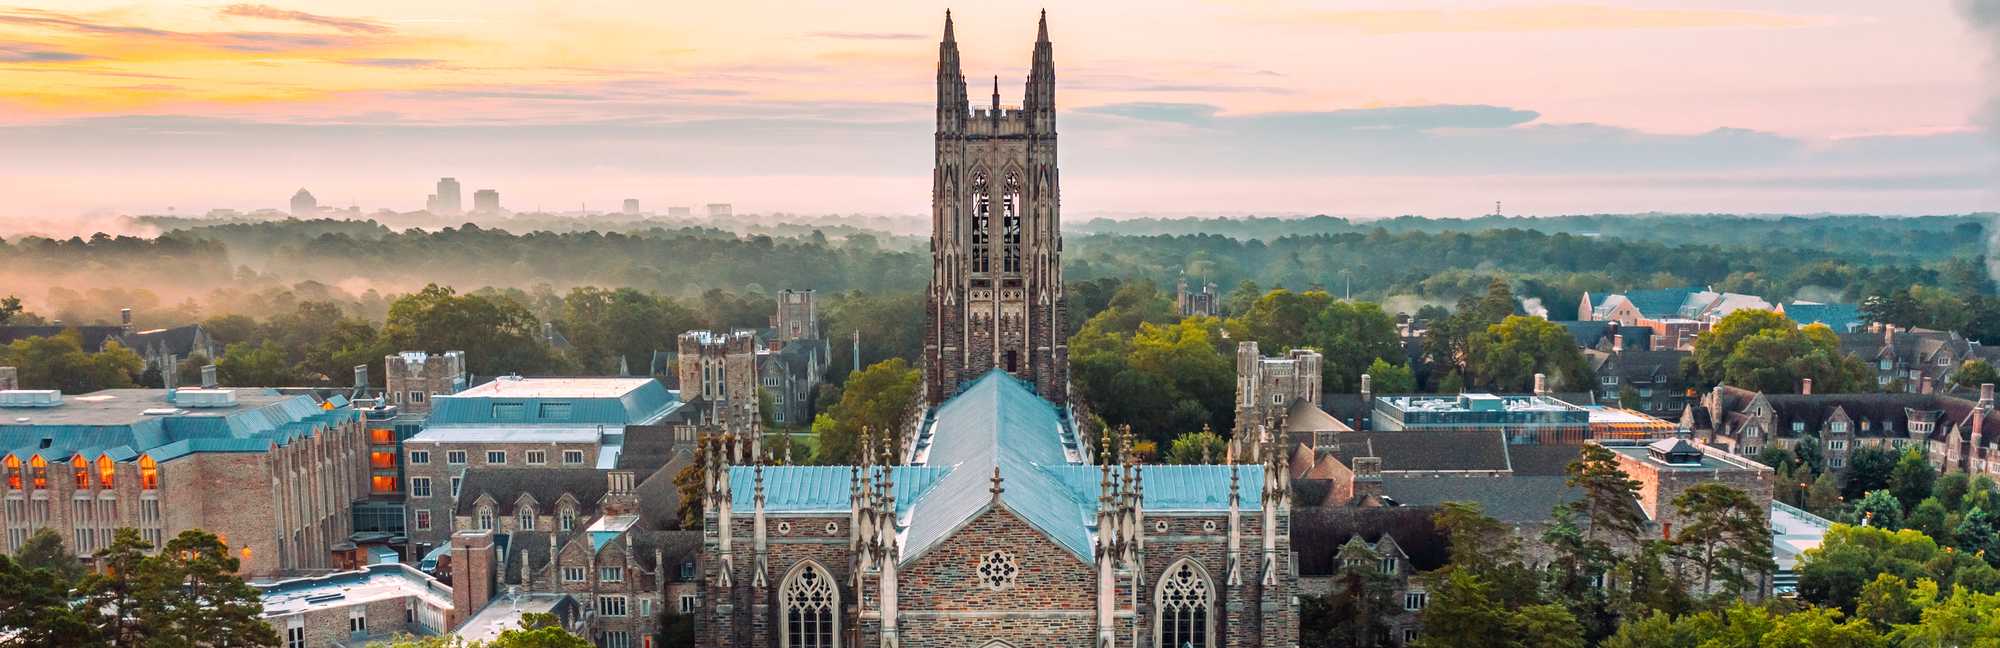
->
[1289,4,1832,35]
[808,31,924,41]
[0,7,171,36]
[219,4,391,35]
[340,57,448,69]
[0,44,90,62]
[0,7,385,56]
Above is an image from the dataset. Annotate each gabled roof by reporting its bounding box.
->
[1783,303,1863,333]
[455,468,607,516]
[0,388,355,464]
[1623,288,1700,319]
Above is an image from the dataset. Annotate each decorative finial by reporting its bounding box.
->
[1037,9,1049,42]
[990,466,1004,501]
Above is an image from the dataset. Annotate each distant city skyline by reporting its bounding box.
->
[1,1,1996,228]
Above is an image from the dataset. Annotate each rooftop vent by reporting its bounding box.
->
[172,389,238,408]
[141,408,184,416]
[0,390,62,408]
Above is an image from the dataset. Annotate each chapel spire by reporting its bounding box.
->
[936,10,967,134]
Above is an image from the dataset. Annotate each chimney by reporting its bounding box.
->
[1982,383,1994,411]
[1613,334,1624,353]
[119,308,133,335]
[1350,456,1384,504]
[0,366,15,391]
[353,364,369,392]
[1533,373,1547,396]
[449,530,497,628]
[162,356,178,393]
[200,364,217,389]
[1921,376,1933,395]
[1360,373,1373,400]
[1802,378,1813,395]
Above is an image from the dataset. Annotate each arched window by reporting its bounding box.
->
[72,455,89,490]
[1156,559,1216,648]
[97,456,115,489]
[517,505,535,531]
[970,170,990,274]
[3,455,17,490]
[780,561,839,648]
[27,455,46,490]
[138,455,158,490]
[477,506,494,531]
[1001,172,1021,273]
[559,506,577,532]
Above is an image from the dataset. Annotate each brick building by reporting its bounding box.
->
[400,376,684,554]
[1689,382,2000,476]
[258,562,455,645]
[0,385,366,577]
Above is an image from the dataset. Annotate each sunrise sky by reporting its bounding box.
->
[1,1,1995,228]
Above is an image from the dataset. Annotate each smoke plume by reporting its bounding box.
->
[1961,0,2000,284]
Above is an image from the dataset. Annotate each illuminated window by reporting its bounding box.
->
[138,455,158,490]
[28,456,46,490]
[369,428,395,445]
[4,455,18,490]
[72,456,89,490]
[371,475,399,494]
[97,456,114,489]
[370,451,396,469]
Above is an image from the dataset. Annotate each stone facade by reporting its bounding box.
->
[1233,342,1323,451]
[922,11,1069,407]
[774,290,820,342]
[402,438,607,553]
[383,350,467,417]
[680,329,761,430]
[1179,276,1220,318]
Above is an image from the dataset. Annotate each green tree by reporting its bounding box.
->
[556,287,700,375]
[80,528,160,646]
[0,295,22,326]
[0,553,94,648]
[1809,470,1845,516]
[146,530,279,648]
[1841,446,1900,500]
[382,284,557,377]
[1936,472,1972,511]
[1907,497,1955,546]
[1411,570,1582,648]
[1694,310,1870,392]
[1669,482,1778,599]
[1311,553,1399,648]
[217,341,298,387]
[1364,358,1415,394]
[0,331,142,393]
[1165,427,1227,465]
[813,358,921,465]
[1854,573,1925,627]
[1854,489,1905,530]
[15,527,84,584]
[1304,300,1404,393]
[1465,316,1591,392]
[1954,359,2000,390]
[1889,449,1938,512]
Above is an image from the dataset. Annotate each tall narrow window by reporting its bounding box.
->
[97,456,114,489]
[780,561,839,648]
[1156,559,1216,648]
[72,456,88,490]
[4,455,18,490]
[28,456,46,490]
[970,171,990,274]
[1001,172,1021,273]
[138,455,158,490]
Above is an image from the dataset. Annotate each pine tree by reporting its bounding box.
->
[147,530,280,648]
[1669,483,1778,599]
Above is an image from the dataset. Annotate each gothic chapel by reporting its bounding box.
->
[695,12,1300,648]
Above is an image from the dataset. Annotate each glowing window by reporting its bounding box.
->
[370,451,396,469]
[28,456,46,490]
[138,456,158,490]
[97,456,114,489]
[3,455,17,490]
[72,456,89,490]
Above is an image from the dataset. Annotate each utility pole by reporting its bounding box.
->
[852,330,861,375]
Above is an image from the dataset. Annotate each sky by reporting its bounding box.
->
[0,1,1996,232]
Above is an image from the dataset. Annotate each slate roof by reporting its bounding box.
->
[1378,474,1579,523]
[1293,506,1449,576]
[1562,321,1653,350]
[1326,431,1510,472]
[1623,288,1700,319]
[456,468,608,516]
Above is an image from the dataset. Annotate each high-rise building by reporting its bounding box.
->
[434,177,462,215]
[667,206,692,218]
[622,198,640,215]
[704,203,732,218]
[922,7,1067,405]
[290,188,317,217]
[472,189,500,214]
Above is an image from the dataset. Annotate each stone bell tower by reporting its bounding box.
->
[924,10,1069,406]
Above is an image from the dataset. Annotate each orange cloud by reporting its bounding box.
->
[218,4,391,35]
[1290,4,1831,34]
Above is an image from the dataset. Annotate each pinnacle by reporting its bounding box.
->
[1037,9,1049,43]
[943,10,956,43]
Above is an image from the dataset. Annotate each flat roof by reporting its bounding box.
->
[1599,440,1770,472]
[1380,393,1582,414]
[452,377,659,399]
[1770,500,1831,573]
[406,425,609,445]
[0,388,303,427]
[258,563,451,618]
[1582,406,1678,427]
[456,593,571,642]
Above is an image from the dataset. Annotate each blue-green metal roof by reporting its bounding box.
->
[426,378,679,426]
[1785,302,1864,333]
[1623,288,1698,319]
[725,370,1264,567]
[0,389,357,464]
